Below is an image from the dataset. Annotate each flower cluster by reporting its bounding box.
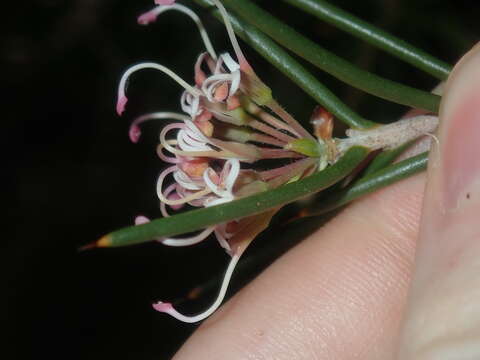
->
[115,0,442,324]
[116,0,336,323]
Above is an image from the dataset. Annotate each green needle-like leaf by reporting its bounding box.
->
[96,147,369,248]
[362,142,413,176]
[306,152,428,216]
[220,0,441,112]
[283,0,451,80]
[194,0,375,129]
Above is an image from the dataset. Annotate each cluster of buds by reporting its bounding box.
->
[116,0,439,323]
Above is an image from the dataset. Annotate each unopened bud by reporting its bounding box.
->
[285,138,326,158]
[311,106,334,140]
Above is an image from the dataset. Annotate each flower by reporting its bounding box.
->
[116,0,334,323]
[112,0,442,324]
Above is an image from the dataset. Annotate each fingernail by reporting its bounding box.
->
[440,44,480,208]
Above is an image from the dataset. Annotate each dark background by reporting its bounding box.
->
[6,0,478,358]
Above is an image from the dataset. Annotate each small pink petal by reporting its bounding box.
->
[154,0,176,5]
[152,301,173,313]
[129,125,142,143]
[135,215,151,225]
[137,11,158,25]
[116,95,128,116]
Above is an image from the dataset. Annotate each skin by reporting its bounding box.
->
[173,42,480,360]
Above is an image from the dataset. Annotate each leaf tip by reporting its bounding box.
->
[97,234,113,248]
[78,234,113,252]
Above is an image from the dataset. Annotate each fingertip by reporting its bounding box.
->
[398,41,480,358]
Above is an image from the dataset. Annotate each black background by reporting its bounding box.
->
[6,0,479,359]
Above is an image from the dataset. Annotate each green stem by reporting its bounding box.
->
[194,0,374,128]
[307,152,428,216]
[283,0,451,80]
[100,147,369,247]
[221,0,441,112]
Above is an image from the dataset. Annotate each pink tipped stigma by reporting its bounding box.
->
[134,215,151,225]
[152,301,173,313]
[138,11,158,25]
[129,125,142,143]
[116,95,128,116]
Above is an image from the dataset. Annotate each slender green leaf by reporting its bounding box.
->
[283,0,451,80]
[99,147,369,247]
[194,0,374,128]
[362,141,412,176]
[306,152,428,216]
[220,0,441,112]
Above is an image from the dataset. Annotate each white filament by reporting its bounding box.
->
[162,227,215,247]
[210,0,246,64]
[157,253,240,323]
[180,91,201,118]
[131,111,190,127]
[118,62,202,100]
[156,166,212,205]
[202,159,240,199]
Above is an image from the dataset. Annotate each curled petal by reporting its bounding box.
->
[135,212,212,247]
[161,227,215,247]
[160,184,180,217]
[221,52,240,72]
[194,53,209,86]
[129,112,189,143]
[222,159,240,194]
[156,144,181,164]
[203,159,240,200]
[180,91,201,118]
[116,62,201,115]
[173,169,203,190]
[157,166,212,206]
[202,73,235,102]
